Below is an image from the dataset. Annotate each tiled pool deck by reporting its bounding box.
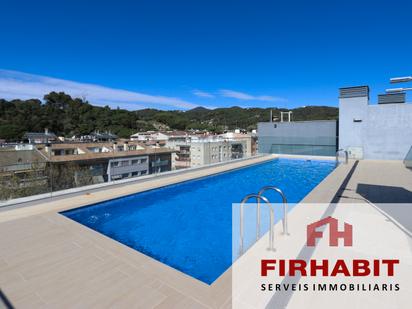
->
[0,155,411,308]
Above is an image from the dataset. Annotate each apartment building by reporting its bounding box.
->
[75,131,118,142]
[166,133,251,168]
[107,156,149,181]
[130,131,168,147]
[174,144,191,169]
[35,141,173,188]
[218,132,255,157]
[0,145,48,199]
[0,140,174,200]
[23,128,57,144]
[189,138,248,167]
[131,131,187,169]
[130,130,253,168]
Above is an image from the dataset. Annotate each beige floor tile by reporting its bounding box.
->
[1,158,411,308]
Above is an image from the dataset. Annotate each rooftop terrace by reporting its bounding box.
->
[0,155,411,308]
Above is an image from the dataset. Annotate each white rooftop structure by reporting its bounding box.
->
[339,85,412,160]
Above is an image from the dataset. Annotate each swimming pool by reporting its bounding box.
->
[62,158,335,284]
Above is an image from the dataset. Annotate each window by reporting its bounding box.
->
[111,161,119,167]
[141,170,147,175]
[141,158,147,163]
[131,159,139,165]
[121,161,129,166]
[131,172,138,176]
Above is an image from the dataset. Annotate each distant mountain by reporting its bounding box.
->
[134,105,338,133]
[0,92,338,141]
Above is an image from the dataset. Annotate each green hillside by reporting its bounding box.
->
[0,92,338,141]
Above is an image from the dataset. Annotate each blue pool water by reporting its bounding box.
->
[62,158,335,284]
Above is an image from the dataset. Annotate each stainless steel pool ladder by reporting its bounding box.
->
[239,194,274,255]
[239,187,289,255]
[257,186,289,238]
[336,149,348,165]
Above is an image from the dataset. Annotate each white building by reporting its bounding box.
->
[189,138,247,167]
[130,131,251,168]
[130,131,168,143]
[219,132,253,157]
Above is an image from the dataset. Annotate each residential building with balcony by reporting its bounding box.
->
[36,141,174,187]
[174,144,191,169]
[129,130,252,168]
[189,138,248,167]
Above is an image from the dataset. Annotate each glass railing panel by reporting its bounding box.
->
[259,135,338,157]
[0,162,51,202]
[0,138,257,205]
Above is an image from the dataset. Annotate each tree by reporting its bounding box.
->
[0,92,338,141]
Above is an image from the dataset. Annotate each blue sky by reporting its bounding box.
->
[0,0,411,110]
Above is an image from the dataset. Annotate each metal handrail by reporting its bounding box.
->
[336,149,348,165]
[239,194,274,255]
[257,186,289,237]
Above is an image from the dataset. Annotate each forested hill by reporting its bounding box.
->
[0,92,338,141]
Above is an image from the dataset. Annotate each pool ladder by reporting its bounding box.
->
[239,186,288,255]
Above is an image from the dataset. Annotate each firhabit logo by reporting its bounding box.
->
[261,217,399,278]
[307,216,352,247]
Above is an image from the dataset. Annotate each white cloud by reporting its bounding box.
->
[0,69,215,110]
[192,89,215,98]
[219,89,286,102]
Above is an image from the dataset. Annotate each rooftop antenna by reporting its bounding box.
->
[390,76,412,83]
[386,75,412,93]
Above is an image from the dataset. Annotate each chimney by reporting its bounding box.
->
[378,93,406,104]
[113,141,117,152]
[45,128,49,135]
[339,86,369,99]
[123,141,129,152]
